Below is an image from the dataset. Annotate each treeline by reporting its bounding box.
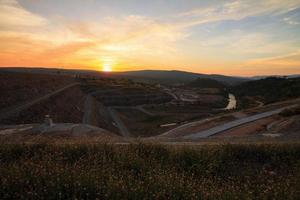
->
[233,77,300,105]
[187,78,226,89]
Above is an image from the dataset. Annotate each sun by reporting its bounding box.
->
[102,63,112,72]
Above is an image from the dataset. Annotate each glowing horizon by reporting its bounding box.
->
[1,0,300,76]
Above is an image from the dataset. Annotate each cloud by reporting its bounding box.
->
[178,0,300,28]
[283,17,300,25]
[0,12,188,69]
[240,50,300,75]
[0,0,47,28]
[248,50,300,66]
[61,15,187,59]
[0,0,299,74]
[67,15,187,44]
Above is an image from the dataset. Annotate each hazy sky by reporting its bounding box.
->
[1,0,300,76]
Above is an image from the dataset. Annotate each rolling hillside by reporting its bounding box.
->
[186,78,226,89]
[114,70,248,85]
[0,68,249,85]
[233,77,300,105]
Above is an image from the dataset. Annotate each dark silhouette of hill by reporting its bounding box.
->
[233,77,300,104]
[186,78,226,89]
[0,68,249,85]
[251,74,300,80]
[0,67,98,76]
[115,70,248,85]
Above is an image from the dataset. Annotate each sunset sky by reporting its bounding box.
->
[1,0,300,76]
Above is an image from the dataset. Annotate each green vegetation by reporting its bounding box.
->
[141,115,163,123]
[80,77,172,107]
[233,77,300,107]
[80,77,157,93]
[187,78,226,89]
[1,143,300,199]
[185,78,228,100]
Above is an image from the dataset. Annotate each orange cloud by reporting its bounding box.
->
[1,0,300,76]
[242,51,300,75]
[0,0,47,28]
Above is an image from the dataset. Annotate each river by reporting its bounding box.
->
[225,93,237,110]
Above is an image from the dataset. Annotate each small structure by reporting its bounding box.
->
[44,115,54,126]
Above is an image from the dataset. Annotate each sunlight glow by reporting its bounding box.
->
[102,63,112,72]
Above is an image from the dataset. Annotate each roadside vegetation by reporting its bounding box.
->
[1,143,300,199]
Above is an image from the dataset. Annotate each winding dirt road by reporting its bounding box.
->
[183,104,297,139]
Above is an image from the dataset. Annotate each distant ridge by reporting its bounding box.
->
[0,67,98,76]
[2,67,300,86]
[0,67,249,85]
[114,70,249,85]
[251,74,300,80]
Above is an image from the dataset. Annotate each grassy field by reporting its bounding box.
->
[1,143,300,199]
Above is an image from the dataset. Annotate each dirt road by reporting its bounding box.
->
[107,107,131,137]
[184,104,297,139]
[0,83,79,121]
[82,95,99,126]
[161,98,300,138]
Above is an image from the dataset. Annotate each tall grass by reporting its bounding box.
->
[1,144,300,199]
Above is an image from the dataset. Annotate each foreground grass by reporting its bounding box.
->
[1,144,300,199]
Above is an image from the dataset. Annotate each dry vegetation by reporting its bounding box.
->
[1,143,300,199]
[0,86,86,124]
[117,108,210,137]
[0,72,74,110]
[81,78,172,106]
[116,108,170,137]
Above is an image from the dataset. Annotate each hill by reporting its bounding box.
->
[186,78,226,89]
[0,68,248,85]
[233,77,300,105]
[251,74,300,80]
[114,70,248,85]
[0,67,100,77]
